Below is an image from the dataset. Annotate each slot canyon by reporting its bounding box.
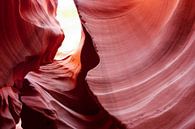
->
[0,0,195,129]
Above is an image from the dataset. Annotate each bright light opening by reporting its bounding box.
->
[16,1,82,128]
[55,0,82,60]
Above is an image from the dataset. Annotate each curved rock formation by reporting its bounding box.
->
[0,0,63,128]
[0,0,195,129]
[75,0,195,128]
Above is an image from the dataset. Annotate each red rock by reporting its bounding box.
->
[0,0,195,129]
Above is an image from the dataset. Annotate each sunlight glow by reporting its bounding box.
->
[55,0,82,60]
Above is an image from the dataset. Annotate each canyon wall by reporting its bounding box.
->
[0,0,194,129]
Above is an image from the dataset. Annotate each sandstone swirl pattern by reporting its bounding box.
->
[0,0,63,128]
[75,0,195,128]
[0,0,194,129]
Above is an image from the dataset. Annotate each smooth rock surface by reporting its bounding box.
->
[0,0,194,129]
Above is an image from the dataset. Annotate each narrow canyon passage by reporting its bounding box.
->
[0,0,195,129]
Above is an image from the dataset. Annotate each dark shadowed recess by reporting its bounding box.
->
[20,27,126,129]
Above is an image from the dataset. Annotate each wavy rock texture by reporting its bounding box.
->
[0,0,64,128]
[0,0,195,129]
[75,0,195,128]
[21,27,125,129]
